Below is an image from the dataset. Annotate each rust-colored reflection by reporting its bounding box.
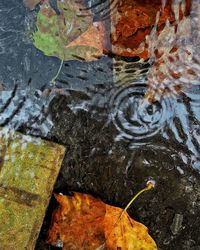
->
[110,0,191,59]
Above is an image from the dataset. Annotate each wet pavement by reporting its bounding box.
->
[1,0,200,249]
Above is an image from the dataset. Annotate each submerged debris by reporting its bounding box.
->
[170,213,184,235]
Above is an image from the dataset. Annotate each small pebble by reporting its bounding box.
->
[170,213,183,235]
[177,166,184,175]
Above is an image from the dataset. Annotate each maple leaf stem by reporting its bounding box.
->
[51,59,64,85]
[119,182,154,219]
[105,182,155,243]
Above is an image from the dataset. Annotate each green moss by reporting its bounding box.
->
[0,128,66,249]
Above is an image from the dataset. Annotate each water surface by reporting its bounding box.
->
[1,1,200,249]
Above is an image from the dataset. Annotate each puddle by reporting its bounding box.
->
[1,0,200,249]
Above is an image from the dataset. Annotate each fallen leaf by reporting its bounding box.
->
[47,192,157,250]
[33,0,105,61]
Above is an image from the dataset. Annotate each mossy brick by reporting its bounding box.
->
[0,128,65,250]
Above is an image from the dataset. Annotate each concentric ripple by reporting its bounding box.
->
[184,83,200,121]
[110,83,174,145]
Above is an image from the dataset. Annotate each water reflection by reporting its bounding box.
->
[0,86,53,135]
[146,0,199,99]
[1,1,200,248]
[113,57,151,85]
[86,0,118,21]
[185,85,200,120]
[0,0,200,168]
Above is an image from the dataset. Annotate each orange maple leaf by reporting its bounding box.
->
[47,188,157,250]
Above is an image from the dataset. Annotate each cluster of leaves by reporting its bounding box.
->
[25,0,191,61]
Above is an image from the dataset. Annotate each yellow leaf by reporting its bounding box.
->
[47,190,157,250]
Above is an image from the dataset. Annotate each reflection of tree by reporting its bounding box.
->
[146,0,199,102]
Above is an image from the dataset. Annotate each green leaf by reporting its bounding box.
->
[33,0,97,61]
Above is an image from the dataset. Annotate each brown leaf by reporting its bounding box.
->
[66,22,106,61]
[48,193,106,250]
[47,192,157,250]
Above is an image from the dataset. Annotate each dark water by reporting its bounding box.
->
[1,0,200,249]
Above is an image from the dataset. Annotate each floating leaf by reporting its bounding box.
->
[33,0,104,61]
[47,191,157,250]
